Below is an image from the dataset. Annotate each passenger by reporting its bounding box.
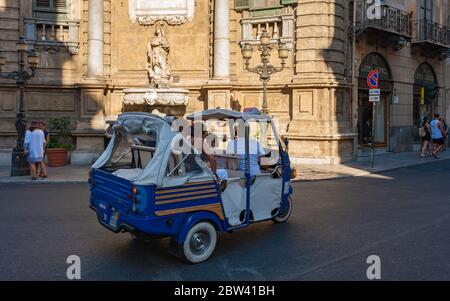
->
[189,124,228,181]
[226,134,267,177]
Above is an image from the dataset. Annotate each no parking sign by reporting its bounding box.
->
[367,70,379,89]
[367,70,380,102]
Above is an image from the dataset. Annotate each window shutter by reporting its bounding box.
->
[53,0,67,9]
[281,0,297,4]
[235,0,250,10]
[36,0,51,8]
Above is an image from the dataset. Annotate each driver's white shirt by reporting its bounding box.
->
[226,138,266,176]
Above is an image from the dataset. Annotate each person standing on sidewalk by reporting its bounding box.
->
[430,114,447,159]
[38,121,49,178]
[420,117,432,158]
[24,121,47,180]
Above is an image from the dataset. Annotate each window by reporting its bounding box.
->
[419,0,433,21]
[166,153,204,177]
[235,0,297,11]
[34,0,68,13]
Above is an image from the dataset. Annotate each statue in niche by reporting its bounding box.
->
[147,23,172,88]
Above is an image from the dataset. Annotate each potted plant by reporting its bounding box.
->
[47,117,72,167]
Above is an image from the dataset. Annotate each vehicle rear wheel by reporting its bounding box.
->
[272,196,292,223]
[182,221,217,264]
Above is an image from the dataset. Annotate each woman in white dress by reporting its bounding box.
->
[24,121,47,180]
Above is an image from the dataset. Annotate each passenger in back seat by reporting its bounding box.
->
[189,124,228,182]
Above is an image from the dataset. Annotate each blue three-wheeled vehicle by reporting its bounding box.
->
[89,109,295,263]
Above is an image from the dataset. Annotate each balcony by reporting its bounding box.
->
[240,15,295,49]
[24,18,80,55]
[413,19,450,52]
[355,1,413,45]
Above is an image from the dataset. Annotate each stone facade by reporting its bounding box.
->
[355,0,450,153]
[0,0,449,166]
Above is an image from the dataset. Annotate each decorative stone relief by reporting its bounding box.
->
[129,0,195,26]
[123,88,189,106]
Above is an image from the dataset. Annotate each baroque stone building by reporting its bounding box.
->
[354,0,450,153]
[0,0,449,166]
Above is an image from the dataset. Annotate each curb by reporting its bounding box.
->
[0,179,88,185]
[0,157,448,184]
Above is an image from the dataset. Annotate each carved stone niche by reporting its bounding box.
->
[129,0,195,26]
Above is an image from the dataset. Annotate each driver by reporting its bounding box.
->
[226,123,267,177]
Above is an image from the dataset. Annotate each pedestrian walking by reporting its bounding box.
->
[419,117,432,158]
[430,114,447,159]
[24,121,47,180]
[441,118,449,151]
[38,121,49,178]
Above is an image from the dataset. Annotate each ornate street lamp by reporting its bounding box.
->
[241,29,290,115]
[0,36,40,176]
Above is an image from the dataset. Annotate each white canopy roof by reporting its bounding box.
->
[92,112,212,186]
[187,109,272,122]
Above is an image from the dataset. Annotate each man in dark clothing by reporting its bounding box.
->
[363,118,372,144]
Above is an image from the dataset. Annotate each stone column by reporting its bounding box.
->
[213,0,230,79]
[287,0,356,164]
[87,0,104,78]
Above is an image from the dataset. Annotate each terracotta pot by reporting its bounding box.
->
[47,148,68,167]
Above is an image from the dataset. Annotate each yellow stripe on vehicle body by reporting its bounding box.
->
[155,193,219,205]
[155,203,224,220]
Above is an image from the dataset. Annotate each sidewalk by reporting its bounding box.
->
[1,150,449,184]
[296,150,450,181]
[0,165,88,184]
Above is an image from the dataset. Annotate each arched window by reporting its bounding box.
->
[414,63,437,87]
[359,52,392,82]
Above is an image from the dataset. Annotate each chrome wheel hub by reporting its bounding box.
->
[190,231,210,255]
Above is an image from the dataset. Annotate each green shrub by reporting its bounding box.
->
[48,117,72,151]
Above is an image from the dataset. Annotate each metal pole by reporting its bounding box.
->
[262,80,268,115]
[15,49,26,153]
[351,0,358,159]
[11,49,30,176]
[371,102,376,168]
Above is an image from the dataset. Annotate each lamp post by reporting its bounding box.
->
[241,29,290,115]
[0,36,40,176]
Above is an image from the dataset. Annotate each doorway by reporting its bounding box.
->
[413,63,438,143]
[358,52,393,148]
[358,92,389,146]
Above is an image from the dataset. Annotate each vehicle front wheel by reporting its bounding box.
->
[272,196,292,223]
[182,221,217,264]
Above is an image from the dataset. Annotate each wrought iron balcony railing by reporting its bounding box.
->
[414,19,450,48]
[355,1,413,38]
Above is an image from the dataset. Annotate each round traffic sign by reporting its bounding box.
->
[367,70,379,89]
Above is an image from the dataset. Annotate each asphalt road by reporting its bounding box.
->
[1,160,450,281]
